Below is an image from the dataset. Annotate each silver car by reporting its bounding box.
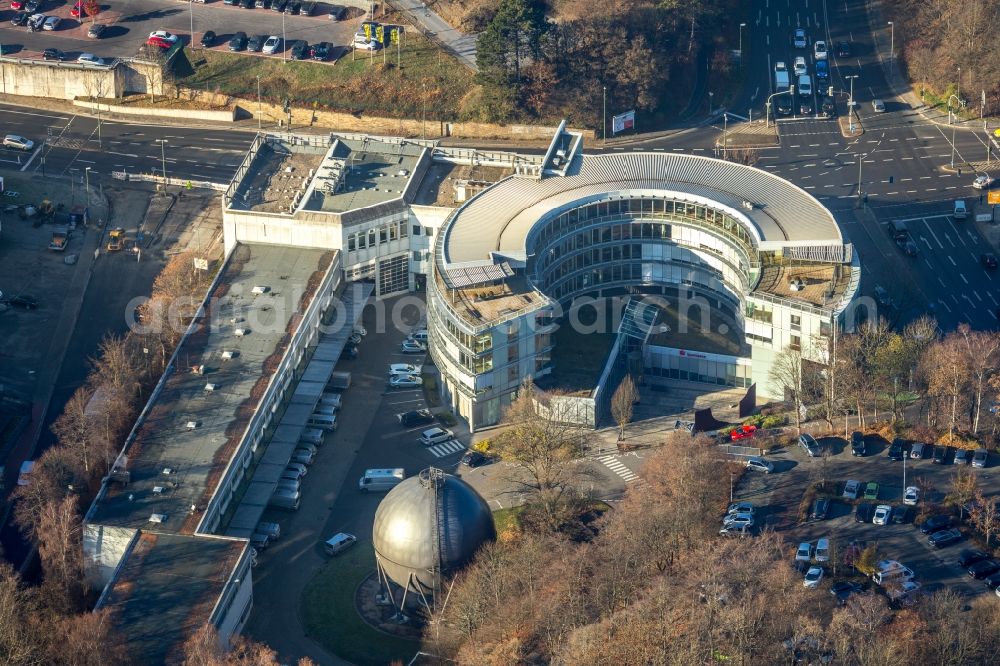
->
[2,134,33,151]
[262,35,282,54]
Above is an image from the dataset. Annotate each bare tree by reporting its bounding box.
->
[610,374,638,443]
[36,495,85,614]
[947,466,979,521]
[46,608,128,666]
[921,334,971,436]
[969,488,1000,548]
[768,344,807,433]
[492,380,590,531]
[955,324,1000,434]
[91,333,143,406]
[50,387,98,477]
[12,447,79,537]
[182,623,290,665]
[0,563,42,665]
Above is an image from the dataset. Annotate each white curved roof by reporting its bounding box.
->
[441,152,844,268]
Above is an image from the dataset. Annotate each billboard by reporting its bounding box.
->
[612,110,635,134]
[989,191,1000,205]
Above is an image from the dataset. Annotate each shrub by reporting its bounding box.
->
[869,420,901,442]
[472,438,491,453]
[798,483,819,523]
[937,432,979,449]
[761,414,787,429]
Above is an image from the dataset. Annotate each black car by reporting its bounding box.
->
[25,0,42,12]
[228,31,248,51]
[850,431,866,456]
[984,572,1000,589]
[300,0,316,15]
[2,294,38,309]
[919,515,953,534]
[286,0,302,13]
[887,438,906,461]
[271,0,288,10]
[10,12,29,26]
[311,41,331,60]
[821,96,837,118]
[248,34,266,52]
[255,0,271,6]
[240,0,254,6]
[200,30,216,47]
[855,502,875,523]
[901,239,918,256]
[928,528,963,548]
[968,559,1000,579]
[982,253,998,270]
[836,41,852,57]
[460,451,489,468]
[830,581,863,597]
[290,40,309,60]
[328,4,347,19]
[891,505,909,524]
[932,445,950,464]
[958,549,990,568]
[42,48,65,61]
[398,409,434,427]
[812,498,830,521]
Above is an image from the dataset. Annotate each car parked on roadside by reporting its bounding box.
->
[263,35,283,54]
[795,542,813,561]
[855,502,875,523]
[460,451,490,468]
[850,432,866,456]
[955,448,973,464]
[42,15,60,30]
[398,409,434,427]
[290,40,309,60]
[323,532,357,556]
[932,445,950,464]
[972,448,989,468]
[863,482,879,501]
[887,438,906,461]
[727,501,755,516]
[891,505,910,524]
[311,41,332,60]
[87,22,106,38]
[812,498,830,521]
[959,549,989,567]
[400,339,426,354]
[803,566,824,589]
[968,559,1000,579]
[843,479,861,499]
[799,434,821,457]
[724,512,755,529]
[903,486,920,506]
[246,34,266,52]
[731,424,757,441]
[830,581,863,602]
[910,442,925,459]
[41,47,64,61]
[200,30,217,47]
[746,456,774,473]
[147,30,179,48]
[872,99,886,113]
[873,505,892,525]
[389,374,422,389]
[228,31,248,51]
[814,538,830,562]
[10,12,29,26]
[76,53,105,65]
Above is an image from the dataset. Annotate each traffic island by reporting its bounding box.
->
[717,119,780,150]
[838,111,863,138]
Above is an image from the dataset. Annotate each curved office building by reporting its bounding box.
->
[429,130,860,431]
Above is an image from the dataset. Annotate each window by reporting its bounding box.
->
[357,231,367,249]
[368,229,376,247]
[380,227,387,244]
[412,251,421,261]
[389,224,398,242]
[412,225,421,236]
[820,321,832,337]
[347,234,356,251]
[399,222,408,238]
[790,335,801,351]
[790,314,801,331]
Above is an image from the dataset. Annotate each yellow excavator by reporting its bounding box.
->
[107,228,125,252]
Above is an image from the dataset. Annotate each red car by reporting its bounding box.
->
[730,424,758,441]
[146,31,179,49]
[70,1,84,17]
[11,0,25,9]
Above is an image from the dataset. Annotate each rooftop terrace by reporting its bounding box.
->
[89,243,334,534]
[755,263,850,310]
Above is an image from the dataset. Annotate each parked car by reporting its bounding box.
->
[972,448,989,468]
[863,482,879,501]
[271,0,288,10]
[398,409,434,427]
[291,449,314,466]
[240,0,253,7]
[200,30,217,47]
[812,498,830,521]
[724,512,755,529]
[246,34,266,52]
[69,0,85,17]
[855,502,875,523]
[76,53,105,65]
[872,99,886,112]
[814,538,830,562]
[983,572,1000,589]
[255,0,272,7]
[958,549,989,567]
[799,434,821,457]
[300,0,316,14]
[228,31,248,51]
[731,424,757,441]
[727,501,755,516]
[418,427,454,446]
[850,432,866,456]
[389,363,423,376]
[968,559,1000,579]
[836,41,852,57]
[719,524,752,537]
[400,340,426,354]
[910,442,925,459]
[27,13,46,31]
[323,532,357,556]
[147,30,179,48]
[10,12,29,26]
[843,479,861,499]
[887,438,906,461]
[903,486,920,506]
[460,451,489,468]
[286,0,302,13]
[355,39,381,51]
[328,4,347,19]
[830,581,863,601]
[41,48,65,61]
[919,515,952,534]
[10,0,26,9]
[803,566,824,589]
[873,505,892,525]
[928,528,963,548]
[42,15,60,30]
[955,448,973,464]
[745,456,774,473]
[389,374,422,389]
[795,542,813,561]
[891,505,910,524]
[290,40,309,59]
[3,135,34,151]
[932,445,950,464]
[87,22,106,38]
[311,41,331,60]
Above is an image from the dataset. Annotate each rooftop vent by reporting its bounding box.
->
[148,513,167,524]
[251,285,270,295]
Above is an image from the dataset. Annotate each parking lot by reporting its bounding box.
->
[735,433,1000,601]
[0,0,362,63]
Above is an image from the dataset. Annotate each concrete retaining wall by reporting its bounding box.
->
[74,99,236,122]
[0,57,122,100]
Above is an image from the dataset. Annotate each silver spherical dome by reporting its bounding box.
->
[373,468,496,594]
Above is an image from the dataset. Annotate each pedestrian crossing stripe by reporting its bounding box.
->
[428,439,465,458]
[598,455,640,483]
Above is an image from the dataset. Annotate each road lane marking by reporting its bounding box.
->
[959,273,968,284]
[949,256,957,266]
[974,290,982,301]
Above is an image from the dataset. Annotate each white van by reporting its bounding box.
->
[300,428,324,445]
[358,468,406,492]
[324,532,357,556]
[419,427,454,446]
[797,74,812,97]
[307,414,338,431]
[954,199,968,220]
[873,562,914,586]
[269,488,300,511]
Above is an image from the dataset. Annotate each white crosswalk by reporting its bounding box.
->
[598,455,640,484]
[427,439,466,458]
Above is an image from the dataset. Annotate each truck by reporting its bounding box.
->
[774,62,790,90]
[48,226,69,251]
[107,228,125,251]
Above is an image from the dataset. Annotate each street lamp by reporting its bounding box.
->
[739,23,746,61]
[887,22,894,72]
[282,12,286,63]
[421,82,426,139]
[189,0,194,45]
[256,75,262,131]
[957,66,962,104]
[155,139,168,191]
[84,167,91,207]
[846,75,859,132]
[708,91,714,115]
